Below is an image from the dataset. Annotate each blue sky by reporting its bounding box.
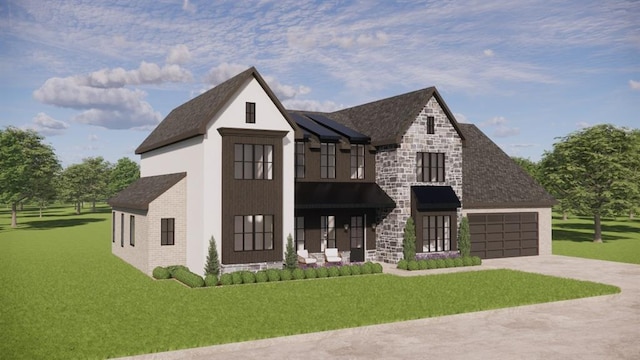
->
[1,0,638,167]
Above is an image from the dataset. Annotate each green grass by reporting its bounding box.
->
[552,213,640,264]
[1,205,620,359]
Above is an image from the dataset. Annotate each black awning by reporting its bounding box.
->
[296,182,396,209]
[412,186,461,211]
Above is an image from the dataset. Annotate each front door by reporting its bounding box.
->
[350,216,365,262]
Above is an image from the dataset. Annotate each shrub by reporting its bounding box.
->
[292,268,305,280]
[204,274,218,287]
[152,266,170,280]
[471,256,482,266]
[241,271,256,284]
[219,273,233,286]
[453,257,464,267]
[435,259,446,268]
[231,272,243,285]
[408,260,419,271]
[444,258,455,268]
[204,236,220,277]
[173,268,204,288]
[462,257,474,267]
[284,234,298,270]
[280,269,293,281]
[339,265,352,276]
[458,216,471,258]
[426,259,438,269]
[328,266,340,277]
[316,267,329,278]
[350,265,362,275]
[166,265,189,278]
[361,262,373,274]
[372,262,383,274]
[266,269,281,282]
[255,271,268,283]
[397,259,408,270]
[418,260,428,270]
[304,268,317,279]
[403,217,416,261]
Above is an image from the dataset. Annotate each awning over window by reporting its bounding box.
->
[296,182,396,209]
[412,186,461,211]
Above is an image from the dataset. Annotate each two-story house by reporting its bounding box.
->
[109,67,555,276]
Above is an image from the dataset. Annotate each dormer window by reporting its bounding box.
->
[246,102,256,123]
[427,116,435,134]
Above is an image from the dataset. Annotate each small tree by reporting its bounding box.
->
[403,217,416,261]
[458,216,471,257]
[204,236,220,277]
[284,234,298,270]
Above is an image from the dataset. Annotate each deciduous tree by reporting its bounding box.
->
[109,157,140,197]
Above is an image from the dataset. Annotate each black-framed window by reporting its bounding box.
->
[234,144,273,180]
[234,215,274,251]
[295,142,305,179]
[422,215,451,252]
[112,212,115,243]
[295,216,305,251]
[350,144,365,179]
[321,215,336,250]
[427,116,435,134]
[245,102,255,123]
[161,218,175,246]
[120,213,124,247]
[417,152,445,182]
[320,143,336,179]
[129,215,135,247]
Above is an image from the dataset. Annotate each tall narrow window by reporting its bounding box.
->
[129,215,135,247]
[295,142,305,179]
[234,144,273,179]
[245,102,255,123]
[295,216,305,251]
[112,212,116,243]
[320,143,336,179]
[427,116,435,134]
[120,213,124,247]
[350,144,365,179]
[321,215,336,251]
[161,218,175,246]
[234,215,274,251]
[422,215,451,252]
[417,152,445,182]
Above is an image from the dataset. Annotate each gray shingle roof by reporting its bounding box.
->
[107,172,186,211]
[135,67,299,154]
[329,87,465,146]
[460,123,555,208]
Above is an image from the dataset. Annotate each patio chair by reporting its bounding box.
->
[324,248,342,263]
[297,249,317,265]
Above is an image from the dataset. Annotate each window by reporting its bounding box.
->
[422,215,451,252]
[417,152,445,182]
[234,144,273,180]
[161,218,175,246]
[234,215,274,251]
[245,102,255,123]
[427,116,435,134]
[112,212,115,243]
[321,215,336,251]
[320,143,336,179]
[295,216,305,251]
[129,215,135,247]
[295,142,305,179]
[350,144,365,179]
[120,213,124,247]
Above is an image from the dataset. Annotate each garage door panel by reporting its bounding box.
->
[521,222,537,231]
[503,231,521,240]
[521,248,538,256]
[504,214,521,223]
[486,224,503,233]
[521,231,538,239]
[522,239,538,248]
[487,214,504,223]
[486,241,505,250]
[471,242,486,251]
[504,223,521,232]
[504,240,522,249]
[520,213,538,222]
[469,211,539,259]
[469,224,486,233]
[486,250,505,258]
[504,249,522,257]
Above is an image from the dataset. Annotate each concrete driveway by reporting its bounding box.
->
[116,255,640,360]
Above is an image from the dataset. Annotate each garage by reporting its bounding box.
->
[468,212,538,259]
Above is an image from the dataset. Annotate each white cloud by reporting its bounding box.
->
[453,112,468,123]
[77,62,192,88]
[166,45,192,65]
[630,80,640,90]
[27,112,69,136]
[482,116,519,137]
[576,121,590,129]
[483,49,495,57]
[205,63,250,86]
[509,143,536,148]
[263,75,311,101]
[482,116,508,126]
[88,134,99,141]
[182,0,196,14]
[282,99,341,112]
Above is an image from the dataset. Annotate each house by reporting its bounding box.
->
[108,67,555,276]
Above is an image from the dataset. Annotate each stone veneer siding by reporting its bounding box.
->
[375,97,463,263]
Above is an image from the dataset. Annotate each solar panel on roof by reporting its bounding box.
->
[289,112,342,142]
[304,113,370,143]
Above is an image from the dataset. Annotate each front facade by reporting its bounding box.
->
[109,67,555,276]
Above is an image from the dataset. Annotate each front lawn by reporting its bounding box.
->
[0,205,620,359]
[552,214,640,264]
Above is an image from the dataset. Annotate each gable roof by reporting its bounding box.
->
[460,123,555,208]
[107,172,186,211]
[329,87,465,146]
[135,67,299,154]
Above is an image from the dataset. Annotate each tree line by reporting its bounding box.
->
[1,126,140,228]
[512,124,640,242]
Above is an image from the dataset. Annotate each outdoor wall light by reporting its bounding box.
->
[343,223,349,231]
[371,223,377,231]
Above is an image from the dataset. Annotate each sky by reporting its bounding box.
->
[1,0,638,167]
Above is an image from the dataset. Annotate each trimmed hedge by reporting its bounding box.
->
[327,267,340,277]
[152,266,171,280]
[266,269,281,282]
[396,256,482,271]
[219,273,233,286]
[316,267,329,278]
[255,271,268,283]
[292,268,305,280]
[280,269,293,281]
[173,268,205,288]
[204,274,218,287]
[304,268,317,279]
[166,265,189,278]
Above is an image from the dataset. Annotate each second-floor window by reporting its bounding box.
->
[417,152,445,182]
[234,144,273,180]
[295,142,305,179]
[320,143,336,179]
[350,144,365,179]
[245,102,255,123]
